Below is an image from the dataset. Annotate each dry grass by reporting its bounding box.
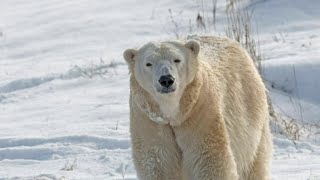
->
[224,2,262,72]
[72,58,123,79]
[61,158,77,171]
[195,0,262,72]
[168,9,180,39]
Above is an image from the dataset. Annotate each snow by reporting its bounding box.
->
[0,0,319,179]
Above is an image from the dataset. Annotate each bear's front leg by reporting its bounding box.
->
[174,116,238,180]
[131,113,182,180]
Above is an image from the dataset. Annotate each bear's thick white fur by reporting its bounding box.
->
[123,36,272,180]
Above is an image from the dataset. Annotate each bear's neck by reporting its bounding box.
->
[130,66,205,126]
[172,66,205,126]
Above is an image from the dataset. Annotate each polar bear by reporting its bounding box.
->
[123,36,272,180]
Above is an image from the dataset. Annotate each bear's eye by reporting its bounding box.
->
[146,63,152,67]
[174,59,181,63]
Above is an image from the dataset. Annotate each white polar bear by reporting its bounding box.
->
[123,36,272,180]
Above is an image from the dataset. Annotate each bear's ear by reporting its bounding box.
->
[185,40,200,56]
[123,49,138,64]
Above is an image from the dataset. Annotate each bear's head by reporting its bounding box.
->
[123,40,200,117]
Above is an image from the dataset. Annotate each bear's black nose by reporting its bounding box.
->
[158,75,175,88]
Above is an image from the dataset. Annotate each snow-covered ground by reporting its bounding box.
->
[0,0,319,179]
